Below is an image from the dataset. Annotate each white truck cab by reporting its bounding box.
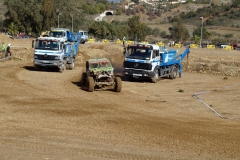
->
[49,28,71,42]
[79,30,88,44]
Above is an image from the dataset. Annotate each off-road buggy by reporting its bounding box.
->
[81,58,122,92]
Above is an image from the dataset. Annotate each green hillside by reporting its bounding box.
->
[1,0,240,42]
[0,0,7,19]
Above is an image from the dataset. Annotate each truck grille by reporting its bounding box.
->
[35,55,57,60]
[124,61,152,70]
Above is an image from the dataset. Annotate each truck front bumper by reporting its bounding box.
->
[33,59,62,67]
[123,69,154,78]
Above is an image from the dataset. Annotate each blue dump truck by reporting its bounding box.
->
[33,29,81,72]
[123,44,190,83]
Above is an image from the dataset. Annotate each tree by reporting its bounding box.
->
[40,0,55,30]
[231,0,240,8]
[160,31,167,38]
[116,9,122,15]
[190,35,200,44]
[4,0,43,34]
[3,0,91,35]
[7,22,18,36]
[169,18,189,42]
[88,21,117,39]
[192,26,210,40]
[145,27,152,36]
[127,15,147,40]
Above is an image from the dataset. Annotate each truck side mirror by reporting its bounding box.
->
[124,48,128,57]
[86,61,89,71]
[152,51,156,59]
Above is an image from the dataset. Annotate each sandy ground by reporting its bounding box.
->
[0,37,240,160]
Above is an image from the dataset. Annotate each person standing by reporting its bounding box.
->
[32,40,35,48]
[122,36,126,47]
[2,42,6,58]
[6,44,12,57]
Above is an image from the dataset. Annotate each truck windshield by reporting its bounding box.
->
[49,31,64,38]
[35,40,59,50]
[126,48,151,60]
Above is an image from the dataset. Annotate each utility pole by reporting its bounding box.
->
[58,13,61,28]
[200,17,203,48]
[70,14,73,32]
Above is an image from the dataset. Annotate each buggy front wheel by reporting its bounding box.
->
[87,77,94,92]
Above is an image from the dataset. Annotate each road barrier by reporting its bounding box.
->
[174,43,182,48]
[156,42,164,47]
[224,45,233,50]
[141,41,148,44]
[88,38,95,43]
[101,39,110,43]
[126,40,134,45]
[207,45,215,49]
[116,39,122,44]
[190,44,198,48]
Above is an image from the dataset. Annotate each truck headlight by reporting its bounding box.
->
[124,71,128,74]
[55,56,60,59]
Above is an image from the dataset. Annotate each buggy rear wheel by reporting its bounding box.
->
[114,77,122,92]
[80,72,87,87]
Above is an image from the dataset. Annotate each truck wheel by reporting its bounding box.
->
[127,76,133,82]
[169,66,177,79]
[87,77,94,92]
[151,70,159,83]
[69,60,75,70]
[114,77,122,92]
[59,64,65,73]
[66,64,69,70]
[64,60,69,70]
[35,65,41,71]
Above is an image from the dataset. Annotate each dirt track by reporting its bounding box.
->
[0,38,240,160]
